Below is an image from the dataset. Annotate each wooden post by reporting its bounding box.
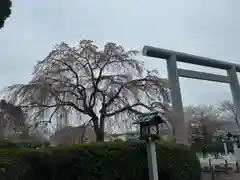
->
[224,160,228,174]
[146,140,159,180]
[209,159,215,180]
[236,161,240,173]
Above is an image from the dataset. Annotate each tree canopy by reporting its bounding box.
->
[185,105,221,145]
[0,0,12,29]
[218,100,240,129]
[0,99,29,138]
[3,40,169,141]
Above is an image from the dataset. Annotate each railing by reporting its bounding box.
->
[200,157,240,180]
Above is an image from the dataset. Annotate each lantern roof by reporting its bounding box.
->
[133,112,166,125]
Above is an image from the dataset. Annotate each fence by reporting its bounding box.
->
[201,158,240,180]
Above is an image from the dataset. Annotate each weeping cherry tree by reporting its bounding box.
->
[4,40,169,141]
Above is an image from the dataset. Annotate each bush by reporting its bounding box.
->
[0,139,17,148]
[191,142,234,154]
[0,139,50,149]
[113,138,125,143]
[14,141,51,148]
[0,141,201,180]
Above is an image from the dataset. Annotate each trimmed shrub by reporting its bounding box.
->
[0,139,50,149]
[0,139,17,148]
[113,138,125,143]
[14,141,51,148]
[0,141,201,180]
[191,142,234,154]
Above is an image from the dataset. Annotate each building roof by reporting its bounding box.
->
[49,125,95,145]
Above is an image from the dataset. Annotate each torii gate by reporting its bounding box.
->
[142,46,240,145]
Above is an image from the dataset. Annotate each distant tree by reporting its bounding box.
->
[0,0,12,29]
[3,40,169,141]
[184,105,220,121]
[0,99,29,138]
[218,100,240,129]
[185,105,220,145]
[199,117,220,145]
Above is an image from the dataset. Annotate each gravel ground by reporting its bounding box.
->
[201,172,240,180]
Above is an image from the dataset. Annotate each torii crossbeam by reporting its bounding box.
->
[143,46,240,145]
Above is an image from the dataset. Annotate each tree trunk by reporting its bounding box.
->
[92,115,105,142]
[96,129,104,142]
[96,118,105,142]
[0,122,4,138]
[0,114,5,138]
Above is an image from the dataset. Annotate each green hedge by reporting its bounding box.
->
[0,139,50,149]
[0,141,201,180]
[191,142,234,154]
[0,139,17,148]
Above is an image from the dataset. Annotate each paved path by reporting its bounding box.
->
[202,172,240,180]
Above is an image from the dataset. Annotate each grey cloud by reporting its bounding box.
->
[0,0,239,105]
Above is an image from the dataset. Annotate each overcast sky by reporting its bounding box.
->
[0,0,239,106]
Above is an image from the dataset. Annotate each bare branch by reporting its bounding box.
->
[218,100,240,129]
[2,40,169,141]
[106,102,153,117]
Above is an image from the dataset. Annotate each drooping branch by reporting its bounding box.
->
[33,107,58,128]
[219,100,236,117]
[2,40,169,141]
[218,100,240,129]
[105,102,153,117]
